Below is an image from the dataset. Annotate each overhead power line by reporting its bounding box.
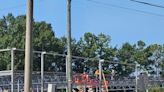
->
[130,0,164,9]
[86,0,164,18]
[15,48,135,66]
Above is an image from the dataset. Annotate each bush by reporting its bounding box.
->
[149,87,164,92]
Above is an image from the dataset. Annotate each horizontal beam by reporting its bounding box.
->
[0,49,11,52]
[0,48,136,66]
[0,70,12,76]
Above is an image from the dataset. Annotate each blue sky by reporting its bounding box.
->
[0,0,164,47]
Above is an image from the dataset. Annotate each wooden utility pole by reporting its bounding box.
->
[24,0,33,92]
[66,0,72,92]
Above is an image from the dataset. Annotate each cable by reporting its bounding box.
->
[86,0,164,18]
[130,0,164,9]
[14,48,135,65]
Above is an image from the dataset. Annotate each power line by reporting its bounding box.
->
[15,48,135,66]
[86,0,164,18]
[130,0,164,9]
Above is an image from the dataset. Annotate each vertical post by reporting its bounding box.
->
[24,0,33,92]
[99,59,104,92]
[155,58,158,78]
[67,0,72,92]
[99,60,102,92]
[146,71,149,92]
[17,80,20,92]
[135,64,138,92]
[37,85,39,92]
[84,85,86,92]
[124,89,126,92]
[157,59,159,78]
[41,52,46,92]
[84,77,86,92]
[11,48,14,92]
[96,75,98,92]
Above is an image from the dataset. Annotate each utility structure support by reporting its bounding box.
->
[66,0,72,92]
[11,48,15,92]
[41,52,46,92]
[24,0,33,92]
[99,59,104,92]
[135,64,139,92]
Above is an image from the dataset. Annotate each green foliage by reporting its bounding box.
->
[149,87,164,92]
[0,13,164,77]
[103,70,111,74]
[0,14,66,71]
[73,32,111,73]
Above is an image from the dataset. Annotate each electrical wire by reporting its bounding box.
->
[14,48,135,65]
[1,0,164,18]
[86,0,164,18]
[130,0,164,9]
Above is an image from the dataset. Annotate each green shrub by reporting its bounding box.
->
[149,87,164,92]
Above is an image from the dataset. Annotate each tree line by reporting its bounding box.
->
[0,14,164,77]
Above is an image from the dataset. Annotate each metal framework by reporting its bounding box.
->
[0,48,164,92]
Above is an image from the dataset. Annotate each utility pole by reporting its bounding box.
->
[66,0,72,92]
[24,0,33,92]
